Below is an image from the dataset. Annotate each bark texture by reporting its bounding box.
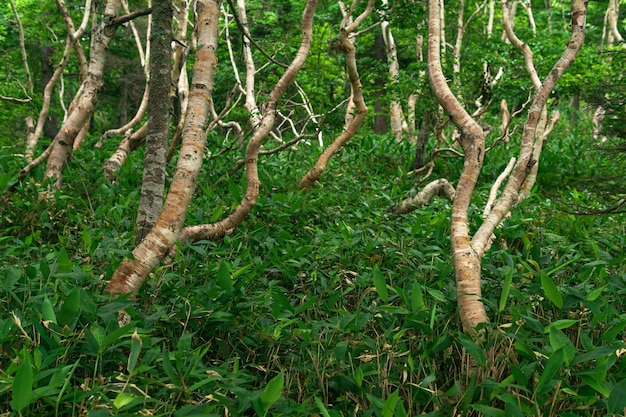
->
[473,0,587,256]
[135,0,173,243]
[105,0,222,295]
[176,0,319,246]
[428,0,489,331]
[390,178,455,215]
[43,0,122,190]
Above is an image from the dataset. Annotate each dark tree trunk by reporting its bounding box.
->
[413,113,430,169]
[41,45,59,140]
[373,32,388,134]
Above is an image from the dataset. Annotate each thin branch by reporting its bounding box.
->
[225,0,289,68]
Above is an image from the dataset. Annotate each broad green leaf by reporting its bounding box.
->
[602,320,626,342]
[113,393,136,410]
[58,287,81,326]
[498,266,514,312]
[540,272,563,309]
[411,284,424,311]
[548,326,577,365]
[382,389,400,417]
[543,319,578,333]
[607,379,626,414]
[372,267,388,302]
[40,297,57,324]
[101,322,135,347]
[580,374,611,397]
[217,261,232,291]
[334,341,347,361]
[535,348,564,396]
[40,259,51,280]
[458,333,486,367]
[162,348,178,386]
[586,285,605,301]
[261,372,284,409]
[56,247,73,274]
[12,357,33,412]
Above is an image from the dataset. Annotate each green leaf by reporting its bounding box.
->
[372,266,388,302]
[113,393,137,410]
[162,348,178,386]
[606,379,626,415]
[540,272,563,309]
[217,261,232,291]
[411,284,424,311]
[58,287,81,326]
[498,266,514,312]
[382,389,400,417]
[548,326,577,365]
[12,356,33,412]
[471,405,506,417]
[261,372,284,410]
[543,319,578,333]
[127,328,142,374]
[535,348,564,396]
[314,397,332,417]
[56,247,73,274]
[458,332,486,367]
[585,285,605,301]
[40,297,57,324]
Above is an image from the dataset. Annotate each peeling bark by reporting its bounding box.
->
[106,0,319,295]
[105,0,223,295]
[176,0,319,247]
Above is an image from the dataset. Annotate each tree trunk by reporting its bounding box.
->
[428,0,489,332]
[135,0,172,244]
[413,113,430,170]
[106,0,320,295]
[43,0,122,190]
[373,32,388,134]
[175,0,319,247]
[298,0,374,191]
[104,0,222,295]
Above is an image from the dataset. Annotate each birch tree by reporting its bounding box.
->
[298,0,375,191]
[426,0,587,334]
[105,0,320,296]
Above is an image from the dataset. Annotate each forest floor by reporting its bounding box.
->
[1,127,625,416]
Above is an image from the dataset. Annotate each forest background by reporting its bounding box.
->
[0,0,625,415]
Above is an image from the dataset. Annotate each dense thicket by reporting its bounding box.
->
[1,0,625,415]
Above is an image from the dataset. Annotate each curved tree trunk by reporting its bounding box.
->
[106,0,320,295]
[104,0,222,295]
[472,0,587,255]
[175,0,319,247]
[43,0,122,191]
[297,0,374,191]
[428,0,489,332]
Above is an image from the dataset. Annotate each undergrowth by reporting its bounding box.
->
[0,129,625,416]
